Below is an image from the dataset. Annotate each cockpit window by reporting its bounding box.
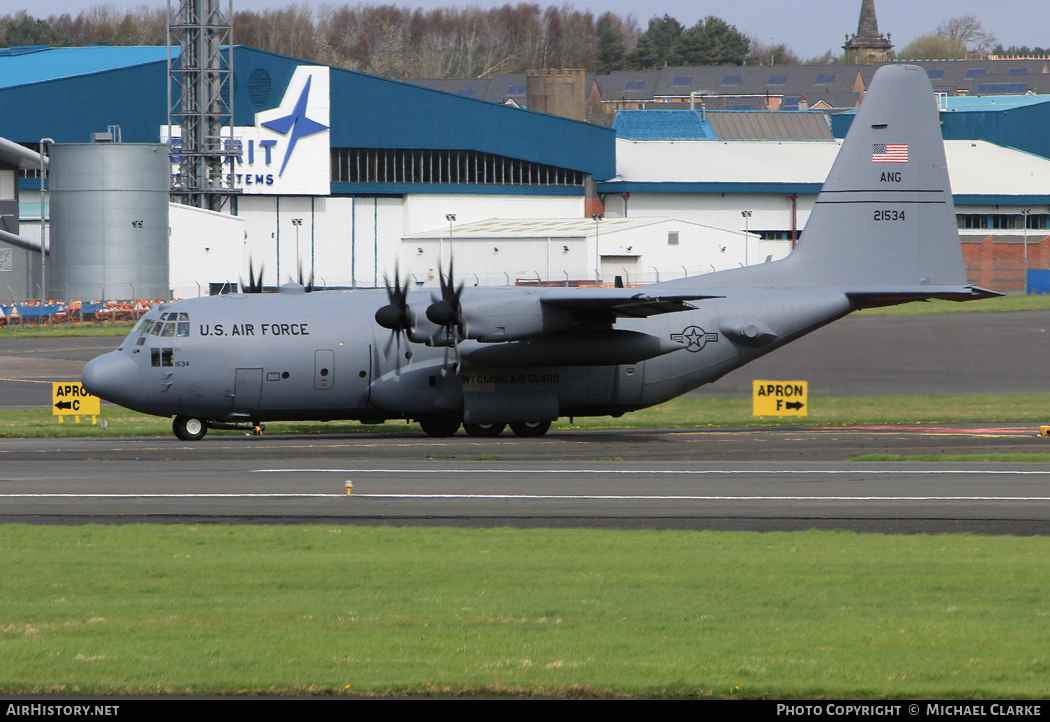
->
[139,319,155,335]
[178,313,189,321]
[160,322,176,337]
[151,322,163,336]
[176,322,190,337]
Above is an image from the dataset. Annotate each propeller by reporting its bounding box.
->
[375,263,414,375]
[243,258,265,294]
[426,259,467,374]
[295,260,315,293]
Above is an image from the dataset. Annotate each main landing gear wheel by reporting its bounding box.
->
[419,414,462,438]
[463,422,506,437]
[173,415,208,441]
[509,421,551,437]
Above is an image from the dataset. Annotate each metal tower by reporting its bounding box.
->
[167,0,239,210]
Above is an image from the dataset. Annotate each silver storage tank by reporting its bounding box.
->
[49,142,169,301]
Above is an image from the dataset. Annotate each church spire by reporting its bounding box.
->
[843,0,893,64]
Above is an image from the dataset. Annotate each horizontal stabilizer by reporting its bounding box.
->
[847,285,1003,308]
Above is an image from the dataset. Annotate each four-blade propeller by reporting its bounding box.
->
[426,260,468,373]
[426,258,467,340]
[375,264,415,374]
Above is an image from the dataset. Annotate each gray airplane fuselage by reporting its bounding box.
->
[84,282,850,426]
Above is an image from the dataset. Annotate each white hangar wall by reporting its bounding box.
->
[403,194,583,235]
[228,193,584,292]
[168,203,247,299]
[602,191,816,242]
[399,217,787,288]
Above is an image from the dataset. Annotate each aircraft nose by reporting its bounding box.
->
[82,351,138,405]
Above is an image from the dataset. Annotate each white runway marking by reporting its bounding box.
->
[350,494,1050,501]
[4,493,1050,502]
[0,493,341,498]
[253,468,1050,476]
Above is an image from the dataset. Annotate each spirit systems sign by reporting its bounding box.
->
[164,66,330,196]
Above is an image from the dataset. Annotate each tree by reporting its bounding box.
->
[991,44,1049,58]
[804,49,843,65]
[747,36,802,66]
[596,12,630,73]
[897,14,996,60]
[670,21,716,65]
[896,33,965,60]
[937,14,996,56]
[629,14,682,69]
[1,11,70,46]
[701,16,749,66]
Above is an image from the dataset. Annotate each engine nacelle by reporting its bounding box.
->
[459,330,681,367]
[457,292,575,342]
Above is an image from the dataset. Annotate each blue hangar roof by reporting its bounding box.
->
[0,45,614,185]
[0,45,175,89]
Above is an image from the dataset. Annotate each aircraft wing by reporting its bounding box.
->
[538,289,719,318]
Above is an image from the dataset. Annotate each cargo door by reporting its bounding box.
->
[614,363,644,404]
[233,368,263,410]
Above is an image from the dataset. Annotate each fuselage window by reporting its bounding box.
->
[151,347,175,367]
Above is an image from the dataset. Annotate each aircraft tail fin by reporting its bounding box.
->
[783,65,970,292]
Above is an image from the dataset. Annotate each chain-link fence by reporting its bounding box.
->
[0,298,161,328]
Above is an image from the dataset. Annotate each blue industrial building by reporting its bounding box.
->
[0,45,615,295]
[0,44,614,188]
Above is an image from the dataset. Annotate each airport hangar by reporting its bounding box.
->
[1,45,1048,300]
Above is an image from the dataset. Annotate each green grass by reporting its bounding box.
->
[856,453,1050,463]
[2,525,1049,698]
[0,322,136,338]
[855,294,1050,315]
[6,393,1050,438]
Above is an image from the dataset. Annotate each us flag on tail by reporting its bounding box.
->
[872,143,908,163]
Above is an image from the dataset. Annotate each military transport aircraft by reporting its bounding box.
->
[83,65,995,440]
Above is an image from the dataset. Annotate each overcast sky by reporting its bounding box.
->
[15,1,1049,59]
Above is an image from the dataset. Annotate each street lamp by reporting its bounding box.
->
[592,213,603,286]
[1022,208,1031,294]
[444,213,456,269]
[291,218,303,281]
[741,210,752,267]
[39,137,53,303]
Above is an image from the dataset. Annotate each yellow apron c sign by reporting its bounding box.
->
[52,382,100,417]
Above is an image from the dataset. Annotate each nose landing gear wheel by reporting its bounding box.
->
[463,422,506,437]
[173,415,208,441]
[509,421,551,437]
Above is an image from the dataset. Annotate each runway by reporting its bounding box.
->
[3,311,1050,533]
[3,427,1050,534]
